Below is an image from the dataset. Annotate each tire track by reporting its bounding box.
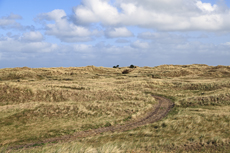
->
[8,95,174,150]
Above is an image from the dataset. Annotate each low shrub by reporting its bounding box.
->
[122,69,131,74]
[113,65,119,68]
[129,65,136,68]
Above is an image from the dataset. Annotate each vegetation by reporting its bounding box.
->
[122,69,132,74]
[113,65,119,68]
[129,65,136,68]
[1,64,230,152]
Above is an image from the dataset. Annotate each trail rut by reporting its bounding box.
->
[8,95,174,150]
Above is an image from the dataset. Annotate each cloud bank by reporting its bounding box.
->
[37,9,101,42]
[73,0,230,31]
[1,0,230,68]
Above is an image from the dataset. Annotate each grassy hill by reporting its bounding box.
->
[1,64,230,152]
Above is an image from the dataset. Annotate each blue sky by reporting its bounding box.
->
[0,0,230,68]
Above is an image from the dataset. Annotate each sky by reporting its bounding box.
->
[0,0,230,68]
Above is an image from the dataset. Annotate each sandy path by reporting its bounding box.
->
[9,95,174,150]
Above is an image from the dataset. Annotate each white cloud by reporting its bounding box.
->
[72,44,92,52]
[223,42,230,46]
[105,27,134,38]
[131,40,150,49]
[0,13,22,28]
[0,37,58,53]
[115,39,129,43]
[74,0,120,25]
[1,35,230,66]
[37,9,100,42]
[37,9,66,21]
[20,31,44,42]
[0,13,35,31]
[196,1,217,12]
[138,32,171,39]
[138,32,187,44]
[6,13,22,20]
[73,0,230,31]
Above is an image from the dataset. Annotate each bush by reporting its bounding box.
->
[129,65,136,68]
[113,65,119,68]
[122,69,131,74]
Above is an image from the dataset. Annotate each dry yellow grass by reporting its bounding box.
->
[1,64,230,152]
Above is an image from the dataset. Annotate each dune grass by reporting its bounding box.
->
[1,64,230,152]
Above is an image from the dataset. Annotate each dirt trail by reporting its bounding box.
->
[8,95,174,150]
